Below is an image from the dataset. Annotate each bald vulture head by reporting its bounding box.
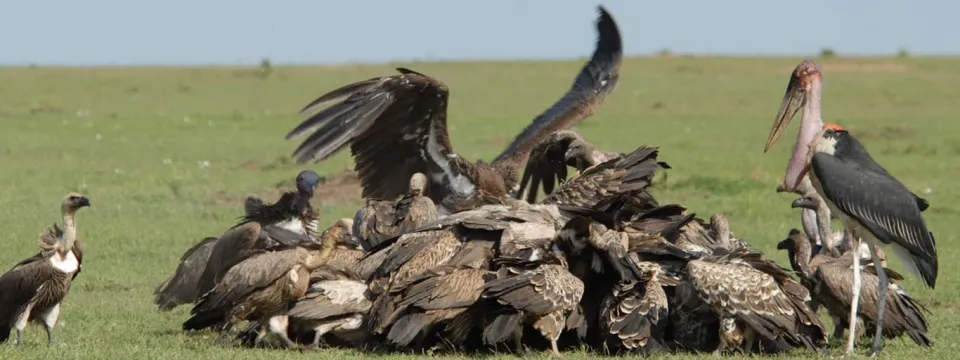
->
[320,219,355,247]
[408,172,428,196]
[295,170,321,197]
[61,192,91,214]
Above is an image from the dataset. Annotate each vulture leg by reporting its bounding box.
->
[45,326,54,345]
[15,329,23,348]
[846,229,862,356]
[267,316,299,349]
[550,338,560,356]
[513,326,524,353]
[867,242,888,357]
[216,323,235,346]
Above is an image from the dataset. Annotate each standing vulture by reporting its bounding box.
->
[283,6,623,215]
[777,229,930,348]
[0,193,90,346]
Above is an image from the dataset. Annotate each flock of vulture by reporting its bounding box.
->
[0,5,939,358]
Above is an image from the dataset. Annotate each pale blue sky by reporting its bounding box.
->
[2,0,957,66]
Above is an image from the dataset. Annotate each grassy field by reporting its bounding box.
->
[1,56,959,359]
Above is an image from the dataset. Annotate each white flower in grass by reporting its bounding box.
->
[198,160,211,169]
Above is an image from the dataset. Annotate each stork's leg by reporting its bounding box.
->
[846,232,862,356]
[867,242,888,357]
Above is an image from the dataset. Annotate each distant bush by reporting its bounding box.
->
[897,48,910,58]
[259,57,273,79]
[819,48,836,58]
[657,48,672,57]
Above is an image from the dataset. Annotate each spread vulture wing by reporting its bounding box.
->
[492,5,623,163]
[287,68,468,202]
[811,152,937,288]
[285,5,623,204]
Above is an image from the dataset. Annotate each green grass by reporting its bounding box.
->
[1,56,959,359]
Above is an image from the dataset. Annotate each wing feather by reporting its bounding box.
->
[811,152,937,287]
[494,6,623,162]
[289,69,464,201]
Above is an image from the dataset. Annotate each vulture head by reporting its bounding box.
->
[62,192,91,214]
[408,172,428,197]
[295,170,321,197]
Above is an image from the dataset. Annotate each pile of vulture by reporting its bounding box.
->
[148,5,934,358]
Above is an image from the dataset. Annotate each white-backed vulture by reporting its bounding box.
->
[353,172,438,251]
[482,255,585,355]
[182,226,339,348]
[0,193,90,346]
[282,6,622,215]
[777,229,930,347]
[286,271,371,349]
[196,170,322,297]
[684,248,826,355]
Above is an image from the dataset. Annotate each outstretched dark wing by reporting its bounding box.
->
[493,5,623,163]
[288,68,473,202]
[811,151,937,288]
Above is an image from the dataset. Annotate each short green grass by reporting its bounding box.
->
[1,57,959,359]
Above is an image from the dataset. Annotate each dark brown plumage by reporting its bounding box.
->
[0,193,90,346]
[353,172,438,251]
[482,256,585,355]
[182,228,340,348]
[517,130,622,203]
[153,236,219,311]
[197,170,321,297]
[777,230,931,347]
[284,6,622,215]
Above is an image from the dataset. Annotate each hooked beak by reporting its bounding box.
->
[764,86,805,153]
[776,238,791,251]
[78,197,91,208]
[791,195,817,210]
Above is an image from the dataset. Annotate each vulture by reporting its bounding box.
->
[683,248,827,355]
[182,224,342,348]
[481,253,585,355]
[0,193,90,346]
[153,236,219,311]
[352,172,438,251]
[283,6,623,215]
[196,170,322,296]
[777,229,931,348]
[285,269,371,349]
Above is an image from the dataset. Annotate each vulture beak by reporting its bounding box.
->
[791,195,817,209]
[776,238,791,251]
[764,85,805,153]
[77,196,91,208]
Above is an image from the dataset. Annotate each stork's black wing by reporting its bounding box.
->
[811,152,937,288]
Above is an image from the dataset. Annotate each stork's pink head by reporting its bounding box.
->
[764,60,823,153]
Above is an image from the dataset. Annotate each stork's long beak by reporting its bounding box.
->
[794,163,811,190]
[764,86,805,153]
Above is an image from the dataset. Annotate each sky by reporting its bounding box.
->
[2,0,958,66]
